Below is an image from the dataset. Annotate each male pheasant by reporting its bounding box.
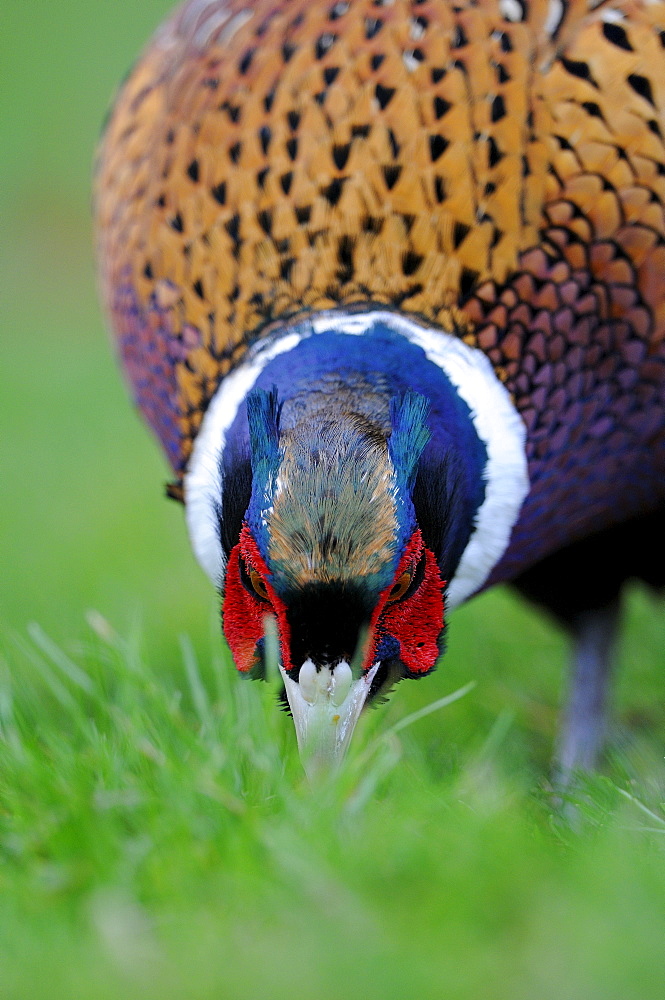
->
[95,0,665,774]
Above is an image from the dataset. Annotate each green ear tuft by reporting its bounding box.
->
[388,391,431,493]
[246,387,281,482]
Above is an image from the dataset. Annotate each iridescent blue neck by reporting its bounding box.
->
[221,317,486,583]
[185,309,529,605]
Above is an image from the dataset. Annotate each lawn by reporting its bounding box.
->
[1,2,664,997]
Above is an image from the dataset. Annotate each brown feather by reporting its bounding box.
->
[95,0,665,474]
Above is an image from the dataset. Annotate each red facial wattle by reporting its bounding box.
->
[369,529,446,676]
[223,524,291,673]
[223,524,445,678]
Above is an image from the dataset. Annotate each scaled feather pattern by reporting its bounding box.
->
[96,0,665,578]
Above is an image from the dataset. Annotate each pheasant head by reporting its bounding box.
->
[221,386,445,772]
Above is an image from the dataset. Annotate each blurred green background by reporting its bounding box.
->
[2,0,210,659]
[1,2,664,998]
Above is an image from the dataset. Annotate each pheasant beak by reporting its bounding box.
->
[280,659,380,780]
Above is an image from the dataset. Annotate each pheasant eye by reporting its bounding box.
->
[387,570,412,603]
[249,567,270,602]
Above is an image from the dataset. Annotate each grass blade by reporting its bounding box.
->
[12,632,77,711]
[28,622,94,694]
[615,785,665,829]
[382,680,476,739]
[179,634,212,730]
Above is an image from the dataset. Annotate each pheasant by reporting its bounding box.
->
[95,0,665,775]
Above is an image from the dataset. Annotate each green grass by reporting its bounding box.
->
[2,1,665,997]
[1,596,665,1000]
